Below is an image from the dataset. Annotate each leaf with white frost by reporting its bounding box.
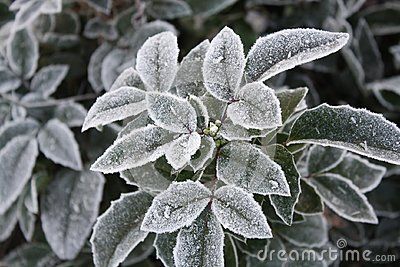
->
[30,65,69,97]
[88,42,113,92]
[295,180,324,215]
[146,92,198,133]
[219,119,273,141]
[165,133,201,170]
[189,95,209,129]
[330,153,386,193]
[85,0,112,14]
[0,118,39,150]
[91,125,174,173]
[146,0,192,20]
[217,142,290,196]
[174,40,210,98]
[82,86,146,131]
[6,28,39,79]
[227,82,282,129]
[203,27,245,101]
[122,235,155,266]
[0,68,21,93]
[186,0,238,17]
[41,169,105,260]
[17,193,36,242]
[101,48,129,91]
[173,209,224,267]
[117,111,153,139]
[306,145,346,175]
[38,119,82,170]
[309,173,378,224]
[110,67,145,91]
[367,76,400,111]
[136,31,179,92]
[201,94,226,121]
[274,215,328,248]
[287,104,400,165]
[3,243,56,267]
[190,136,216,172]
[0,136,38,215]
[268,145,301,226]
[0,201,18,242]
[13,1,43,32]
[212,185,272,239]
[91,191,153,267]
[141,181,211,233]
[83,17,118,41]
[154,232,178,267]
[245,29,349,82]
[276,87,308,123]
[54,102,87,127]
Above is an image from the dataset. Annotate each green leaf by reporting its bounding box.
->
[276,87,308,123]
[330,153,386,192]
[295,180,324,215]
[173,209,224,267]
[146,0,192,19]
[309,173,378,224]
[274,215,328,248]
[0,136,38,214]
[288,104,400,165]
[217,141,290,196]
[154,231,178,267]
[141,181,211,233]
[306,145,346,175]
[91,191,153,267]
[82,86,146,131]
[267,145,301,225]
[41,169,105,260]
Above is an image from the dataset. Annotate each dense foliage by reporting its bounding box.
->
[0,0,399,266]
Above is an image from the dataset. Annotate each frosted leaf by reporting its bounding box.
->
[91,125,174,173]
[38,119,83,171]
[85,0,112,14]
[203,27,245,102]
[245,29,349,82]
[0,136,38,215]
[88,42,113,92]
[6,28,39,79]
[217,142,290,196]
[141,181,211,233]
[276,87,308,123]
[54,102,87,127]
[173,209,224,267]
[189,95,209,129]
[41,169,104,259]
[41,0,62,14]
[13,0,43,31]
[268,145,301,226]
[274,214,328,248]
[306,145,346,175]
[341,48,365,87]
[122,235,155,266]
[190,136,216,172]
[30,65,69,97]
[101,48,129,91]
[91,191,153,267]
[309,173,378,224]
[212,185,272,239]
[287,104,400,165]
[200,94,226,121]
[0,118,39,150]
[0,201,18,242]
[147,0,192,19]
[9,0,31,10]
[227,82,282,129]
[0,67,21,93]
[110,67,145,91]
[82,86,146,131]
[17,191,36,241]
[174,40,210,98]
[120,163,173,193]
[245,237,286,267]
[136,31,179,92]
[366,76,400,111]
[83,17,118,41]
[165,133,201,170]
[3,243,56,267]
[146,92,197,133]
[23,175,38,214]
[330,153,386,193]
[295,180,324,215]
[117,112,153,139]
[219,119,273,141]
[154,232,178,267]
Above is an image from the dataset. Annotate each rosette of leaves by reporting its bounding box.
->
[83,26,400,267]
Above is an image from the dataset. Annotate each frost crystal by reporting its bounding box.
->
[165,133,201,170]
[212,185,272,239]
[227,82,282,129]
[141,181,211,233]
[217,142,290,196]
[136,31,179,92]
[245,29,349,82]
[173,209,224,267]
[203,27,245,101]
[146,92,198,133]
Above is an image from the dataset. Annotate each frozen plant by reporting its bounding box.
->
[83,27,400,267]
